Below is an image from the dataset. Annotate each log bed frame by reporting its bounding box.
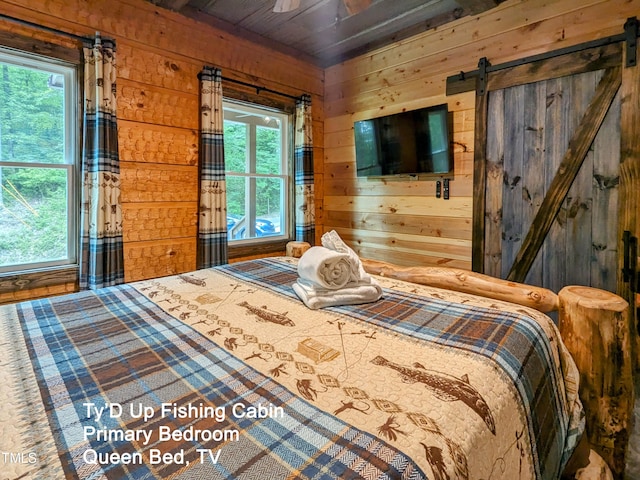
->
[285,241,633,479]
[360,259,631,480]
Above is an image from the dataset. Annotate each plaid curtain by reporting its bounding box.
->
[79,35,124,290]
[294,94,315,244]
[197,66,228,268]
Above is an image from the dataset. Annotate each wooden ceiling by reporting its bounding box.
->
[146,0,505,67]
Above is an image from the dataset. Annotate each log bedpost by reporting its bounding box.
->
[575,450,614,480]
[558,286,632,479]
[286,241,311,258]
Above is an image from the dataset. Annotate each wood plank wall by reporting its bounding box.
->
[1,0,638,304]
[0,0,324,303]
[323,0,640,269]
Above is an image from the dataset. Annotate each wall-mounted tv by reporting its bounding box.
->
[353,103,452,178]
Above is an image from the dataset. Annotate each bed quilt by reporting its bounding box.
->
[0,257,583,480]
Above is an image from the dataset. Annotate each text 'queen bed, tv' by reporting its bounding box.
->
[0,252,618,480]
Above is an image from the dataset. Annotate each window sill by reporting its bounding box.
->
[0,265,79,295]
[228,239,291,261]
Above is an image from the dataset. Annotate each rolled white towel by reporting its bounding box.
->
[292,279,382,310]
[297,246,352,290]
[321,230,370,284]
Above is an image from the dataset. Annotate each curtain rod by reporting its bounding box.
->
[221,75,304,102]
[0,13,94,44]
[2,13,308,102]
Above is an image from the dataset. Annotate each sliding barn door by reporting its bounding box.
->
[483,68,621,293]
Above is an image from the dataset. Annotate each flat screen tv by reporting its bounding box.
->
[353,103,452,178]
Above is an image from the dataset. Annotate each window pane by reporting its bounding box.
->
[226,175,245,219]
[226,175,283,241]
[255,177,282,238]
[226,175,245,240]
[256,176,281,218]
[223,121,247,173]
[256,125,281,175]
[0,166,69,267]
[0,62,66,164]
[223,100,289,243]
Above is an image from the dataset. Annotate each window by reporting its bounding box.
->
[223,100,290,243]
[0,48,78,273]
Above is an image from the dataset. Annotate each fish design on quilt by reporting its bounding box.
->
[237,301,295,326]
[178,274,206,287]
[371,356,496,435]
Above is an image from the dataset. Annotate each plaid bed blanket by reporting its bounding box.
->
[0,257,583,480]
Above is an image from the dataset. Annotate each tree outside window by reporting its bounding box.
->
[0,49,77,272]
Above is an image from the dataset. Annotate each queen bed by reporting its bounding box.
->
[0,249,619,479]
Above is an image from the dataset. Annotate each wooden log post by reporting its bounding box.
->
[619,30,640,373]
[575,450,614,480]
[286,241,311,258]
[558,286,632,479]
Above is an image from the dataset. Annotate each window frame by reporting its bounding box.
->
[0,46,80,277]
[222,98,293,248]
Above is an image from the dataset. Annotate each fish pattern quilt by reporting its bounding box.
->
[0,257,583,479]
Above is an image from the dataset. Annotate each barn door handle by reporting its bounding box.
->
[622,230,638,292]
[622,231,639,336]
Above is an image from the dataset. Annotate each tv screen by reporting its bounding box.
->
[353,104,452,177]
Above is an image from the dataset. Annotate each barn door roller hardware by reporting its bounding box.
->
[447,16,640,95]
[625,17,638,67]
[476,57,490,96]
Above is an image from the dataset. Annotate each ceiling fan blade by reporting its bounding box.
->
[343,0,372,16]
[273,0,301,12]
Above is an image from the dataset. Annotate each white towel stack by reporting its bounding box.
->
[292,231,382,309]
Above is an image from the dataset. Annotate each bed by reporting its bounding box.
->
[0,251,618,480]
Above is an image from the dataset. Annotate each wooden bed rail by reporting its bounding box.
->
[360,258,560,313]
[284,242,558,313]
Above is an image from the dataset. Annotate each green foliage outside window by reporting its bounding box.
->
[1,64,65,165]
[0,59,71,269]
[224,121,282,218]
